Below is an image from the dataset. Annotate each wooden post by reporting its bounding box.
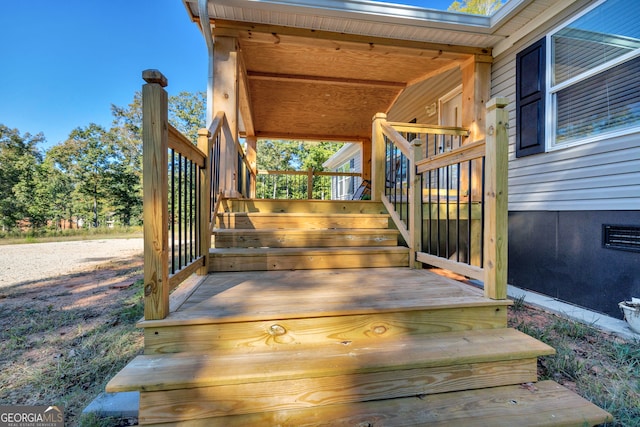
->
[213,36,240,197]
[197,128,211,276]
[142,69,170,320]
[371,113,387,201]
[307,167,314,199]
[483,97,509,300]
[461,56,492,202]
[409,138,424,269]
[246,136,257,198]
[360,138,372,184]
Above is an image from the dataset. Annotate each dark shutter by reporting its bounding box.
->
[516,38,546,157]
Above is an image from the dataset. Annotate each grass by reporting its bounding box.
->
[0,226,142,245]
[0,257,144,426]
[509,304,640,427]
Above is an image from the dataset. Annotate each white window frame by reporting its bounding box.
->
[545,0,640,151]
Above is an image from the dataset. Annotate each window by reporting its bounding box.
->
[516,0,640,157]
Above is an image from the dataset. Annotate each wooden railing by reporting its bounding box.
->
[256,169,362,200]
[372,98,509,300]
[141,70,255,320]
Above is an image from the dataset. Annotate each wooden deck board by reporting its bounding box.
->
[108,328,552,393]
[158,381,612,427]
[142,268,506,326]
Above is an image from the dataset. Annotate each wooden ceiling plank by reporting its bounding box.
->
[247,71,406,89]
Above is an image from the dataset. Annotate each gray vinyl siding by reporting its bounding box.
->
[491,0,640,212]
[387,68,461,124]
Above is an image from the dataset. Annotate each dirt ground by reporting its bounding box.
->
[0,239,144,425]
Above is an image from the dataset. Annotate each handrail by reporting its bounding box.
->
[387,122,470,136]
[208,111,255,199]
[380,122,411,157]
[416,139,485,173]
[140,70,259,321]
[256,169,363,200]
[168,125,206,167]
[371,97,509,300]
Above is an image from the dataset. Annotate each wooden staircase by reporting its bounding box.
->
[210,199,409,272]
[107,200,612,426]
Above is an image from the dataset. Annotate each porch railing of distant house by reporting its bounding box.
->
[371,98,509,300]
[141,70,255,320]
[256,169,362,200]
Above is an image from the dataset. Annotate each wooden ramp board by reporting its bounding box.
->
[215,212,390,229]
[154,381,612,427]
[209,246,409,271]
[212,228,400,248]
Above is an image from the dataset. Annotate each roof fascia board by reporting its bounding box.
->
[492,0,579,57]
[206,0,494,32]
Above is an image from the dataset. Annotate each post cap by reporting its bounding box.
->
[486,97,509,110]
[142,69,168,87]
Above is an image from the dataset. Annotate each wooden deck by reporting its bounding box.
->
[107,198,611,425]
[108,267,612,425]
[166,267,500,323]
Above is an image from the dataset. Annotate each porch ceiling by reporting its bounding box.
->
[215,21,485,141]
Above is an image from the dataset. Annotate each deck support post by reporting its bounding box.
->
[197,128,212,276]
[142,69,170,320]
[246,136,257,198]
[371,113,387,201]
[409,138,424,268]
[483,97,509,300]
[214,36,240,198]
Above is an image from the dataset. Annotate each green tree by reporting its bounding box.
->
[109,91,205,225]
[36,152,74,229]
[169,91,206,142]
[448,0,503,15]
[0,125,44,230]
[256,140,342,199]
[50,124,116,228]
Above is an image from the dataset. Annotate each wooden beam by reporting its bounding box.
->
[238,55,255,136]
[254,131,364,142]
[213,20,492,58]
[247,71,406,89]
[213,37,240,197]
[213,36,239,138]
[461,55,491,143]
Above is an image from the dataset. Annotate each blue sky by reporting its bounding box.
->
[0,0,457,150]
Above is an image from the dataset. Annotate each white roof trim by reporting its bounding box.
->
[323,143,361,169]
[198,0,531,34]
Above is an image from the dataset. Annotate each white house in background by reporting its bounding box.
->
[322,143,363,200]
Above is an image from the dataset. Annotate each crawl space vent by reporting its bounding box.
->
[602,224,640,252]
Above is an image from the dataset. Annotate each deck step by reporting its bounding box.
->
[222,199,386,214]
[215,212,390,229]
[212,228,399,248]
[163,381,612,427]
[107,328,554,423]
[209,246,409,271]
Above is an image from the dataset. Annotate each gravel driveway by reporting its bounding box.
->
[0,238,143,289]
